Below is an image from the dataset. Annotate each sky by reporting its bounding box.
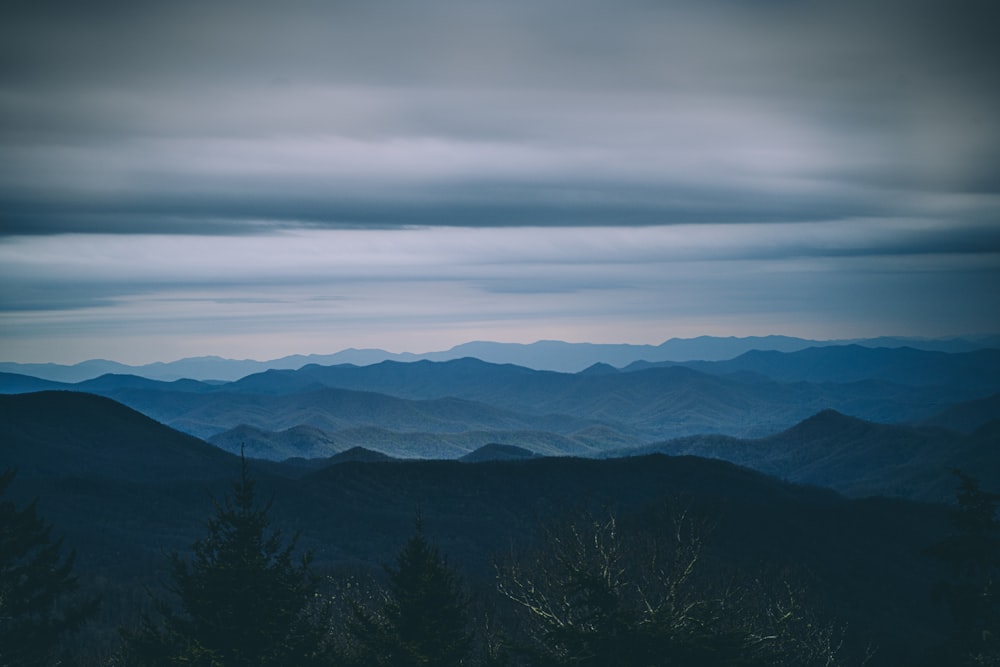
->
[1,0,999,365]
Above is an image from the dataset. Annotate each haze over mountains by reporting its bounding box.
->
[4,334,999,382]
[2,339,998,506]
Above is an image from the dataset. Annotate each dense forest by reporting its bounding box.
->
[3,453,998,665]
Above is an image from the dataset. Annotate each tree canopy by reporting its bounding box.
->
[0,468,96,667]
[926,471,1000,665]
[347,518,473,667]
[121,456,332,666]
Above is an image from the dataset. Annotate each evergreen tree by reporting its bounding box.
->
[121,455,332,666]
[348,519,473,666]
[0,468,96,667]
[926,471,1000,665]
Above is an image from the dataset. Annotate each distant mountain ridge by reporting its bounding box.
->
[7,389,991,504]
[642,345,1000,390]
[3,346,998,464]
[3,333,998,381]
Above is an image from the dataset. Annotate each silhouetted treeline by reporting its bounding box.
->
[0,469,98,666]
[4,459,997,665]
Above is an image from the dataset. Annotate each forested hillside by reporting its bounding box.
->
[2,390,990,664]
[2,343,998,664]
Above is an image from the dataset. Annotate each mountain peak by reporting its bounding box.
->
[578,362,619,376]
[460,443,538,463]
[778,409,871,438]
[327,446,394,464]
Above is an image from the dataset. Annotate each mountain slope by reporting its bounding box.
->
[0,371,71,393]
[459,443,539,463]
[325,446,395,464]
[621,410,985,502]
[218,358,972,439]
[920,392,1000,433]
[0,372,216,395]
[209,423,623,460]
[99,385,616,443]
[0,391,236,481]
[76,373,215,394]
[207,424,341,460]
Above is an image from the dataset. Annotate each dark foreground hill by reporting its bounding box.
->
[0,390,237,481]
[9,449,955,665]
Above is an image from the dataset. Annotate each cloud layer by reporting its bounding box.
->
[1,1,998,361]
[4,0,999,233]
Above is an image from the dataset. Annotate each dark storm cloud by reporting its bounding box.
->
[0,179,889,236]
[2,0,999,236]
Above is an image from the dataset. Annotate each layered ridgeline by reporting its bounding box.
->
[3,334,998,381]
[620,409,1000,503]
[2,346,998,471]
[0,390,958,665]
[3,343,997,664]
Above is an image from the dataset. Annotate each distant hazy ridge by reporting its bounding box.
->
[3,334,999,381]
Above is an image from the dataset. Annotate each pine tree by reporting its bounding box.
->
[122,455,332,666]
[348,519,472,666]
[0,468,96,667]
[926,471,1000,665]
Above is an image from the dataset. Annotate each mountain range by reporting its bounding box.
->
[3,345,998,466]
[4,333,999,381]
[3,338,998,664]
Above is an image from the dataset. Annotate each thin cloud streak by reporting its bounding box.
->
[2,221,997,287]
[1,225,997,363]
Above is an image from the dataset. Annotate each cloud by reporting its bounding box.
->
[2,0,999,236]
[1,1,999,361]
[2,224,997,364]
[1,221,996,323]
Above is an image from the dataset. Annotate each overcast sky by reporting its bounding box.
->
[2,0,999,364]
